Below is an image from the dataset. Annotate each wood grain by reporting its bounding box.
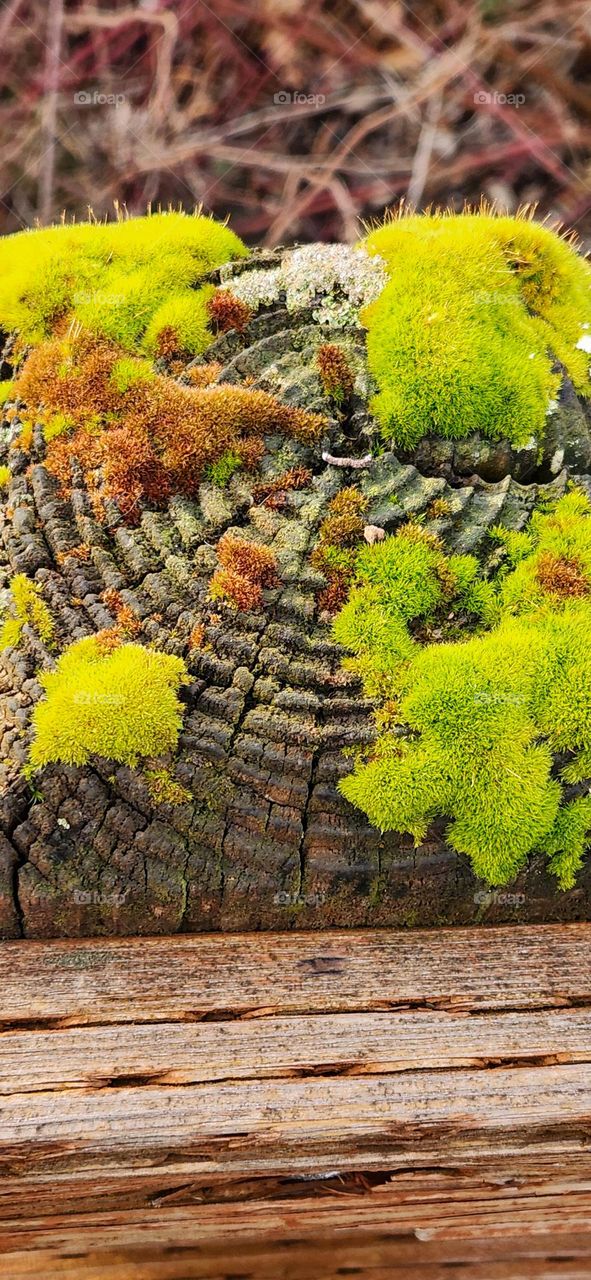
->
[1,923,590,1027]
[2,1193,591,1279]
[1,1006,589,1094]
[1,924,591,1275]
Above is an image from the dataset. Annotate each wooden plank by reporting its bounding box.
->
[0,924,590,1027]
[0,1007,589,1094]
[1,925,591,1274]
[3,1151,591,1222]
[2,1064,591,1178]
[2,1194,591,1280]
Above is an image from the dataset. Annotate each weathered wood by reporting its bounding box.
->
[3,1063,591,1179]
[1,923,590,1027]
[1,924,591,1275]
[1,1006,589,1094]
[2,1194,591,1279]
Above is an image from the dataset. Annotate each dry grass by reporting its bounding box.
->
[0,0,590,243]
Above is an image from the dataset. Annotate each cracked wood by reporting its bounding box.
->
[1,923,591,1275]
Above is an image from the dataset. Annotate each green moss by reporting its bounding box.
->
[336,494,591,887]
[540,796,591,889]
[110,356,155,394]
[361,210,590,450]
[205,450,243,488]
[29,637,189,770]
[0,464,10,491]
[0,212,247,352]
[43,412,76,441]
[0,574,55,650]
[0,380,14,405]
[143,286,215,357]
[145,766,192,807]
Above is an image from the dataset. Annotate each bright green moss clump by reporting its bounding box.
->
[0,212,247,355]
[361,210,591,450]
[29,636,189,769]
[0,574,55,650]
[336,492,591,887]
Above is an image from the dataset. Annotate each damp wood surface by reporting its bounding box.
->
[1,923,591,1277]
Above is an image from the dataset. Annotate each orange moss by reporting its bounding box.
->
[316,343,354,403]
[207,290,252,334]
[102,424,171,523]
[94,627,124,655]
[252,466,312,510]
[211,533,279,611]
[16,334,120,425]
[217,533,278,584]
[536,551,590,597]
[15,421,33,451]
[16,333,325,526]
[311,486,367,612]
[188,622,206,649]
[55,543,91,566]
[186,362,222,387]
[102,587,142,638]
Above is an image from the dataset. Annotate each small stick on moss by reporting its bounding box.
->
[322,451,372,468]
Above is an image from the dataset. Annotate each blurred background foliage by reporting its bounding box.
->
[0,0,590,244]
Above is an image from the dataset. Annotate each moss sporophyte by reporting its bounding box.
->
[335,491,591,889]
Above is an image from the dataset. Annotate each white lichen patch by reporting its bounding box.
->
[225,244,387,328]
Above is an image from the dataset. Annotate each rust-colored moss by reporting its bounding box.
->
[211,533,279,611]
[102,424,171,523]
[14,421,34,451]
[94,627,124,655]
[217,533,278,584]
[311,486,367,611]
[188,622,206,649]
[16,334,120,425]
[154,326,181,360]
[17,333,325,526]
[102,587,142,639]
[316,343,354,403]
[186,362,222,387]
[252,466,312,510]
[536,551,590,597]
[60,543,90,563]
[207,290,252,334]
